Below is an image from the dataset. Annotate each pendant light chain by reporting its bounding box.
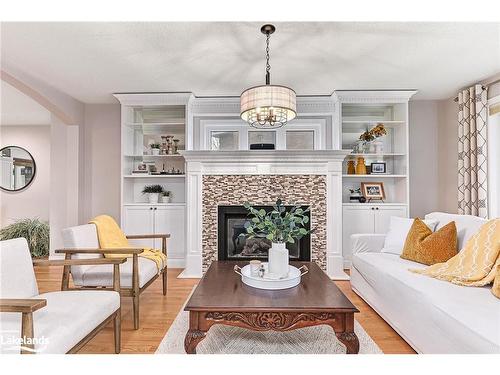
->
[265,32,271,85]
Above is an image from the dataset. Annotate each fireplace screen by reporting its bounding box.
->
[218,205,311,261]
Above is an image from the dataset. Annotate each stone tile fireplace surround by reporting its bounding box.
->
[180,150,350,280]
[202,175,326,272]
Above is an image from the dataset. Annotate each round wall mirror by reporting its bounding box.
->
[0,146,37,192]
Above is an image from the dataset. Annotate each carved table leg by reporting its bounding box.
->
[184,311,209,354]
[184,329,207,354]
[334,312,359,354]
[336,331,360,354]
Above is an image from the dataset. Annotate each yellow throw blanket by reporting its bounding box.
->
[89,215,167,273]
[411,219,500,288]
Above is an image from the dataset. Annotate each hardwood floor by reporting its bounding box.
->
[34,266,415,354]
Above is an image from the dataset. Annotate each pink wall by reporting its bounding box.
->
[0,125,51,225]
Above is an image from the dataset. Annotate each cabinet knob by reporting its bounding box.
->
[371,207,374,210]
[376,207,379,210]
[150,207,153,210]
[154,207,157,210]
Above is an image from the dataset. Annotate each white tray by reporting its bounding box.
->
[234,263,308,290]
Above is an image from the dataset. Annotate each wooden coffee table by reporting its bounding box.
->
[184,261,360,354]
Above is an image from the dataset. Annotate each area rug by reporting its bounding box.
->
[156,290,382,354]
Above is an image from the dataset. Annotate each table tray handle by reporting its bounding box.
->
[298,265,309,276]
[234,265,243,277]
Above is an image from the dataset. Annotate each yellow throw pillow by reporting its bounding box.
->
[401,218,458,265]
[493,265,500,299]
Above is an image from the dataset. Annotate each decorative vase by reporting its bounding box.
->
[373,140,384,154]
[160,195,171,203]
[355,157,367,175]
[347,160,356,174]
[152,148,160,156]
[268,242,289,278]
[148,193,159,204]
[364,141,376,153]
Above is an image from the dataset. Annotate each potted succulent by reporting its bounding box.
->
[242,199,312,278]
[0,218,50,258]
[142,184,164,204]
[150,143,161,155]
[160,190,172,203]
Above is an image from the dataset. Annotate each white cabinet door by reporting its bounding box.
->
[342,206,375,262]
[154,206,186,261]
[373,205,407,234]
[123,206,155,248]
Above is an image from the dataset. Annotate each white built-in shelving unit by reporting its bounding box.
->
[333,90,416,266]
[114,93,192,267]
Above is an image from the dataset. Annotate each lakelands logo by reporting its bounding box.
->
[0,331,49,353]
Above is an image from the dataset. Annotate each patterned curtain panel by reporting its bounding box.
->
[457,84,488,218]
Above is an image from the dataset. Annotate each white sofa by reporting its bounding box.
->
[350,212,500,354]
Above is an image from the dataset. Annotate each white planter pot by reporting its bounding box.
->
[268,242,289,278]
[160,195,171,203]
[148,193,159,204]
[151,148,160,155]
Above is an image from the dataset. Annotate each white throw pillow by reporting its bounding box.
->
[381,216,439,255]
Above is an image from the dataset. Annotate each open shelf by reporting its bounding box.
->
[123,174,185,178]
[342,174,407,178]
[342,120,405,124]
[124,154,184,158]
[343,152,406,157]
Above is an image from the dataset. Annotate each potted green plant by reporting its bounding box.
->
[150,143,161,155]
[242,199,312,278]
[160,190,172,203]
[142,184,164,204]
[0,218,50,258]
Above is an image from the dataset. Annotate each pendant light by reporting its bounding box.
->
[240,24,297,129]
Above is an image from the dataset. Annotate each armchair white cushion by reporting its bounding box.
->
[62,224,163,288]
[1,291,119,354]
[0,238,120,354]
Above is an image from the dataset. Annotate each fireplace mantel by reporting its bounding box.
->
[181,150,350,163]
[179,149,350,280]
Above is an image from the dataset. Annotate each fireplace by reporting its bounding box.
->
[217,205,311,261]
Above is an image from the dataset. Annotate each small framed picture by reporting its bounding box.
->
[361,182,385,202]
[370,162,386,174]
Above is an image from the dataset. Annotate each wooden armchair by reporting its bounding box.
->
[60,224,169,329]
[0,238,124,354]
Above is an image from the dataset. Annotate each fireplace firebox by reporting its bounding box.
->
[217,205,311,262]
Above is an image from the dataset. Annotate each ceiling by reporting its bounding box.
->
[1,22,499,103]
[0,81,51,125]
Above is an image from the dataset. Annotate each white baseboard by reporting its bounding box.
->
[167,257,186,269]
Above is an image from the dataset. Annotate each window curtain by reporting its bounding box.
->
[457,84,488,218]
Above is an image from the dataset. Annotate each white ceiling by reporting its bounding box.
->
[1,22,499,103]
[0,81,51,125]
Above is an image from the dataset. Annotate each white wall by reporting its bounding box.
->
[408,101,440,218]
[82,104,121,222]
[0,125,51,226]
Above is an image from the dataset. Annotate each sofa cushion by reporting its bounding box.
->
[78,257,161,288]
[381,216,438,255]
[352,252,500,353]
[424,212,486,251]
[400,219,457,265]
[0,238,38,298]
[0,290,119,354]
